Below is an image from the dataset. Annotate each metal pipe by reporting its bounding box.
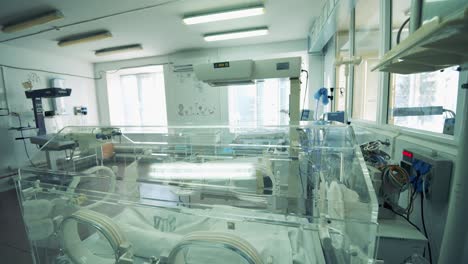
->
[378,0,391,125]
[347,5,356,116]
[438,77,468,263]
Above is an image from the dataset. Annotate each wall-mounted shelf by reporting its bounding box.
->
[372,8,468,74]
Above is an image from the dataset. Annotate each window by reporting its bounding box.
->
[389,68,459,134]
[317,0,463,137]
[228,79,290,127]
[389,0,460,135]
[106,66,167,127]
[352,0,380,122]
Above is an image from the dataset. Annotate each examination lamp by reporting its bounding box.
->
[204,27,269,42]
[183,6,265,25]
[2,10,64,33]
[95,44,143,56]
[58,31,112,47]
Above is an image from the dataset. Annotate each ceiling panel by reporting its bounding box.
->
[0,0,324,62]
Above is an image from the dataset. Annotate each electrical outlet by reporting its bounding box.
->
[73,106,87,115]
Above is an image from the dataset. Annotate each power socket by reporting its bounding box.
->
[73,106,87,115]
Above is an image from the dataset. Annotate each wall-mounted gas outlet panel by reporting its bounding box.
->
[401,149,453,204]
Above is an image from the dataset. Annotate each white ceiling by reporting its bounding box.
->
[0,0,324,63]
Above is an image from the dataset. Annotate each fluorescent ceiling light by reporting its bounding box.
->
[2,10,64,33]
[204,28,268,42]
[58,31,112,47]
[95,44,143,56]
[183,6,264,25]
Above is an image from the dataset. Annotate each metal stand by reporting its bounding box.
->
[438,83,468,263]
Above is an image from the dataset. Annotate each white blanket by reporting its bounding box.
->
[83,206,323,263]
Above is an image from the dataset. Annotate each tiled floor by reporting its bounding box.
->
[0,189,33,264]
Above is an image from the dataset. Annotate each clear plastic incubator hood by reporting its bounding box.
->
[16,123,378,264]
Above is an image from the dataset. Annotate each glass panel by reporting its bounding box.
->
[62,220,116,263]
[352,0,380,122]
[17,124,378,264]
[388,68,459,134]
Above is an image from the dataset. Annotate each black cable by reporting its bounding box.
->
[0,63,101,80]
[421,195,433,264]
[12,113,37,167]
[402,186,433,264]
[406,188,418,216]
[0,242,31,254]
[0,62,172,81]
[388,206,422,233]
[301,69,309,112]
[407,171,420,216]
[389,198,433,264]
[397,18,411,45]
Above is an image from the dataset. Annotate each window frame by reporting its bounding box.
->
[344,0,466,143]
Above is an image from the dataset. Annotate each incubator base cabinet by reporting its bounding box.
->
[16,124,379,264]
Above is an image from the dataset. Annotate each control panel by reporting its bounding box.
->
[401,149,453,204]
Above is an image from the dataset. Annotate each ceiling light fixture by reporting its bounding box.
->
[2,10,64,33]
[183,6,265,25]
[204,27,269,42]
[58,31,112,47]
[95,44,143,56]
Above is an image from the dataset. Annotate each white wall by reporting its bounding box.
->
[94,39,309,126]
[0,43,99,174]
